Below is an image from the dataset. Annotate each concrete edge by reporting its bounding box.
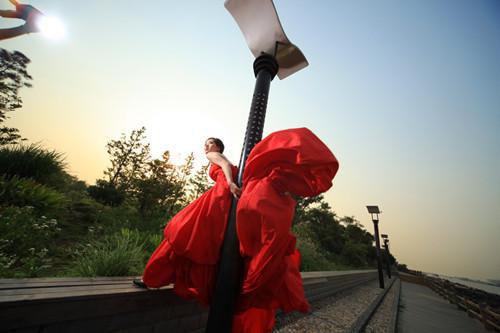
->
[348,276,397,333]
[388,278,402,333]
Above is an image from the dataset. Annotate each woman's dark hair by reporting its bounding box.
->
[207,137,224,153]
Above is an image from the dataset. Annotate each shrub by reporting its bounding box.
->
[0,144,66,186]
[93,204,142,235]
[296,236,337,272]
[0,175,67,213]
[341,241,369,267]
[293,223,337,271]
[87,179,125,207]
[69,229,146,277]
[144,232,163,255]
[0,206,60,277]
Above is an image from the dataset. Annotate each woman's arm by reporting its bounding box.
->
[0,9,19,18]
[0,23,30,41]
[206,152,242,198]
[0,3,40,41]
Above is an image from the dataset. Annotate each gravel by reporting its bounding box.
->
[273,280,384,333]
[363,279,400,333]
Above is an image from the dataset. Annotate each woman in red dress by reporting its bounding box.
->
[136,128,339,333]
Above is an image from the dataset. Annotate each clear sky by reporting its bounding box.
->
[1,0,499,280]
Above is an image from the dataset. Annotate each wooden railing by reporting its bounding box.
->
[426,276,500,332]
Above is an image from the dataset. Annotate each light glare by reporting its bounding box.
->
[36,16,66,40]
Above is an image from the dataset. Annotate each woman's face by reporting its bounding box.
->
[204,139,220,154]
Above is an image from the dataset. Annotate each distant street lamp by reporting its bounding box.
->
[205,1,309,332]
[367,205,384,289]
[381,234,391,279]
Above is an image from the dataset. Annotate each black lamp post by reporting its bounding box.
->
[381,234,391,279]
[367,205,384,289]
[205,1,308,332]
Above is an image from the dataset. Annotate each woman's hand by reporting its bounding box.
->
[17,4,42,33]
[229,182,242,199]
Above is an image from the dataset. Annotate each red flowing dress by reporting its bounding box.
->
[142,127,339,333]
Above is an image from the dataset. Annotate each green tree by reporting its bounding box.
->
[305,202,345,257]
[104,126,150,190]
[292,194,325,226]
[0,48,32,146]
[341,240,369,267]
[339,216,376,266]
[87,179,125,207]
[189,163,212,200]
[89,127,150,206]
[340,216,374,245]
[132,151,182,218]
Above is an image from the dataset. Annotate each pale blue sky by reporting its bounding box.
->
[2,0,499,279]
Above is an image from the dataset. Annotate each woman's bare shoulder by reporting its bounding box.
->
[206,152,232,166]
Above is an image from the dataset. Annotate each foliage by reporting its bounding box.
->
[69,229,146,277]
[297,237,337,271]
[189,163,212,200]
[306,204,345,257]
[293,195,379,270]
[292,195,325,226]
[0,175,67,214]
[93,127,209,224]
[145,233,163,254]
[91,204,142,234]
[104,126,150,190]
[87,179,125,206]
[340,241,369,267]
[0,206,60,277]
[397,263,408,272]
[293,223,336,271]
[0,48,32,146]
[131,151,187,219]
[0,144,66,186]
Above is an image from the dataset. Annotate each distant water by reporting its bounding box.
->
[428,273,500,296]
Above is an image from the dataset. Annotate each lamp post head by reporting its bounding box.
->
[366,205,381,222]
[225,0,308,79]
[381,234,388,239]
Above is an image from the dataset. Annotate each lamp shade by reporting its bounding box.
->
[225,0,308,79]
[366,206,380,214]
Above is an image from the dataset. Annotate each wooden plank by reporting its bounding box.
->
[0,275,371,302]
[0,285,173,304]
[1,290,189,330]
[39,306,206,333]
[0,282,171,298]
[466,309,481,319]
[0,276,138,284]
[0,280,136,290]
[152,318,180,332]
[0,286,155,303]
[485,319,500,331]
[486,308,500,320]
[0,283,140,297]
[0,273,371,290]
